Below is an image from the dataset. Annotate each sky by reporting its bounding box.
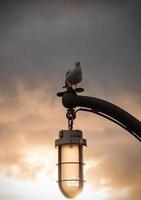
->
[0,0,141,199]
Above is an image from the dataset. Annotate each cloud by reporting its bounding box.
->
[0,1,141,199]
[0,0,141,94]
[0,84,140,191]
[0,84,65,180]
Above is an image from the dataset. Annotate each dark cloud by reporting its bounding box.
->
[0,0,140,95]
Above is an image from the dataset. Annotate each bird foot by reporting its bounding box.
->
[57,87,84,97]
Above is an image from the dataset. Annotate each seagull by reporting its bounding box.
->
[63,61,82,89]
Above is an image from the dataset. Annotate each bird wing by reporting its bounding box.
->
[66,66,82,86]
[66,69,70,77]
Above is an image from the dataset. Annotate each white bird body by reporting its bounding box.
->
[65,62,82,88]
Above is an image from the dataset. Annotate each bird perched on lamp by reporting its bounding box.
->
[63,61,82,89]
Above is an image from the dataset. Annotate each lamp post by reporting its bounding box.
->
[56,80,141,199]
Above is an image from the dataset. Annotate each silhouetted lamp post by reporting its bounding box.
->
[56,63,141,199]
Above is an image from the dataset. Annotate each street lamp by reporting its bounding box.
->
[56,62,141,199]
[55,130,86,199]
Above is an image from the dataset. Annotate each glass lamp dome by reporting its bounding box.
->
[55,130,86,199]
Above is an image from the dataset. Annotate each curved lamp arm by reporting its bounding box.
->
[61,91,141,141]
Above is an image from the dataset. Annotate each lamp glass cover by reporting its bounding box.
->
[59,144,83,199]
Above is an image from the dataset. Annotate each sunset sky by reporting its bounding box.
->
[0,0,141,200]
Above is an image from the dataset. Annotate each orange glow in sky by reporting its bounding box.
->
[0,1,141,199]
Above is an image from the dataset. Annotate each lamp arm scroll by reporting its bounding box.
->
[62,92,141,142]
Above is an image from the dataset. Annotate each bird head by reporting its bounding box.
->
[75,61,80,67]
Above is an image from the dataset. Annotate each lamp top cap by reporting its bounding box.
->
[59,130,83,138]
[55,130,87,147]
